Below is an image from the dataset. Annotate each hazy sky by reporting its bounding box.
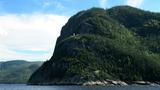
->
[0,0,160,61]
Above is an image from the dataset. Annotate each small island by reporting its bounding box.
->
[28,6,160,86]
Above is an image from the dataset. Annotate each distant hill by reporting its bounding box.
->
[28,6,160,85]
[0,60,43,84]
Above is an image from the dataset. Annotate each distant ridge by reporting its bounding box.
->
[0,60,43,84]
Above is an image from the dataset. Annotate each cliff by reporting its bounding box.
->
[28,6,160,85]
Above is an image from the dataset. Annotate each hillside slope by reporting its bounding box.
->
[0,60,42,84]
[28,6,160,85]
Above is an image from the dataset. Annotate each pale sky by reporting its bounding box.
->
[0,0,159,61]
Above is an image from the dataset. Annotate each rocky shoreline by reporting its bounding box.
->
[82,80,160,86]
[28,80,160,86]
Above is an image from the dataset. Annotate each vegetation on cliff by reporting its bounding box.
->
[28,6,160,85]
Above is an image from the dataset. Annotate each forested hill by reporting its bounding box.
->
[0,60,42,84]
[28,6,160,85]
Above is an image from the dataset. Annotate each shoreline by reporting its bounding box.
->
[28,80,160,86]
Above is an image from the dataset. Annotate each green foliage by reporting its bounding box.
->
[0,60,42,84]
[28,6,160,84]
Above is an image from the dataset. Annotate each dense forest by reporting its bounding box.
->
[28,6,160,85]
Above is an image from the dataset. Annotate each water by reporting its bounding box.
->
[0,84,160,90]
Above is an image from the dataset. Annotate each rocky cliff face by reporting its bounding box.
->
[28,6,160,85]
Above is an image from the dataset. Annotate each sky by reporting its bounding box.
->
[0,0,160,61]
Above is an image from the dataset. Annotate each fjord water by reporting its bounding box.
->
[0,85,160,90]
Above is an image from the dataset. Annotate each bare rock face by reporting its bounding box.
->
[28,6,160,85]
[83,80,128,86]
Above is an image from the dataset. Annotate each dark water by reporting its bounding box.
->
[0,84,160,90]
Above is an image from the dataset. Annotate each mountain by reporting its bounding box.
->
[28,6,160,85]
[0,60,42,84]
